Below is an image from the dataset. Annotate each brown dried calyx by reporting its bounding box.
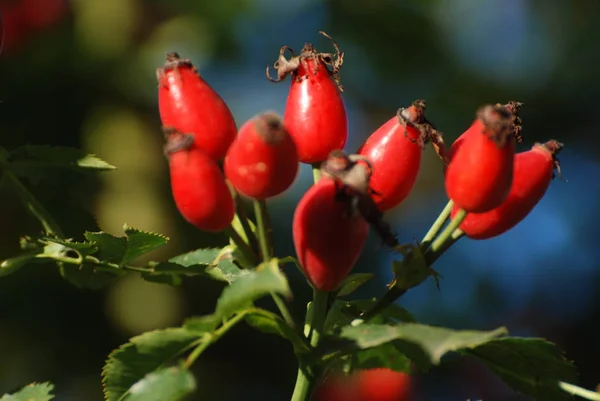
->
[254,112,288,145]
[156,52,199,86]
[538,139,565,181]
[265,31,345,91]
[162,127,194,157]
[321,150,399,248]
[478,101,524,147]
[397,99,448,163]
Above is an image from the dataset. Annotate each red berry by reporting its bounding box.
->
[313,374,359,401]
[453,140,563,239]
[224,112,299,199]
[20,0,68,30]
[444,102,523,213]
[358,100,441,212]
[267,32,347,164]
[356,369,412,401]
[166,133,235,232]
[157,52,237,162]
[293,178,369,291]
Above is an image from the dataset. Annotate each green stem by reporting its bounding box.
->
[185,311,247,368]
[426,208,467,262]
[253,199,297,329]
[312,164,321,183]
[253,200,271,262]
[224,226,257,266]
[353,285,406,325]
[235,194,259,253]
[426,228,464,265]
[291,364,312,401]
[291,288,329,401]
[420,200,453,252]
[5,171,63,237]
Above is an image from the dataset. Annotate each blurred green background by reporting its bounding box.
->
[1,0,600,400]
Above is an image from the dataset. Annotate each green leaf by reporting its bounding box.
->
[84,226,168,266]
[0,382,55,401]
[214,259,291,320]
[560,382,600,401]
[9,145,115,174]
[324,299,415,333]
[59,263,122,290]
[244,310,309,353]
[143,247,248,285]
[41,237,98,256]
[102,328,200,401]
[183,315,221,334]
[333,323,507,365]
[124,367,196,401]
[169,248,222,266]
[337,273,375,297]
[467,337,578,401]
[351,342,411,373]
[122,225,169,264]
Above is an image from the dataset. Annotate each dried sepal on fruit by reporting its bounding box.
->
[455,139,564,239]
[444,101,523,213]
[320,150,399,248]
[266,31,348,164]
[358,100,445,212]
[157,52,237,161]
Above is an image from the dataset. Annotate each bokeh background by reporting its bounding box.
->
[1,0,599,400]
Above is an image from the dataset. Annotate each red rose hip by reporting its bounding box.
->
[358,100,442,212]
[224,112,299,199]
[157,52,237,161]
[165,132,235,232]
[267,31,347,164]
[356,369,412,401]
[445,102,523,213]
[293,178,369,291]
[454,140,563,239]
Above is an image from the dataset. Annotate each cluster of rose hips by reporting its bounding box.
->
[157,31,562,297]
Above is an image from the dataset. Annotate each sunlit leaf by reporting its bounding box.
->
[0,382,55,401]
[214,259,291,320]
[9,145,115,173]
[102,328,200,401]
[331,323,507,364]
[124,367,196,401]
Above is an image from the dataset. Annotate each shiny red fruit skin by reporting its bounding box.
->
[357,369,412,401]
[293,178,369,291]
[453,142,558,239]
[169,148,235,232]
[224,112,299,199]
[358,117,422,212]
[445,118,515,213]
[284,57,347,164]
[158,54,237,161]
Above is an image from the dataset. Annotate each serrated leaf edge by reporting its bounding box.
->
[100,328,200,400]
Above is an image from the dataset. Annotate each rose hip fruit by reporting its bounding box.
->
[266,31,347,164]
[454,140,563,239]
[358,100,442,212]
[445,102,523,213]
[293,178,369,291]
[165,131,235,232]
[356,369,412,401]
[224,112,299,200]
[157,52,237,161]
